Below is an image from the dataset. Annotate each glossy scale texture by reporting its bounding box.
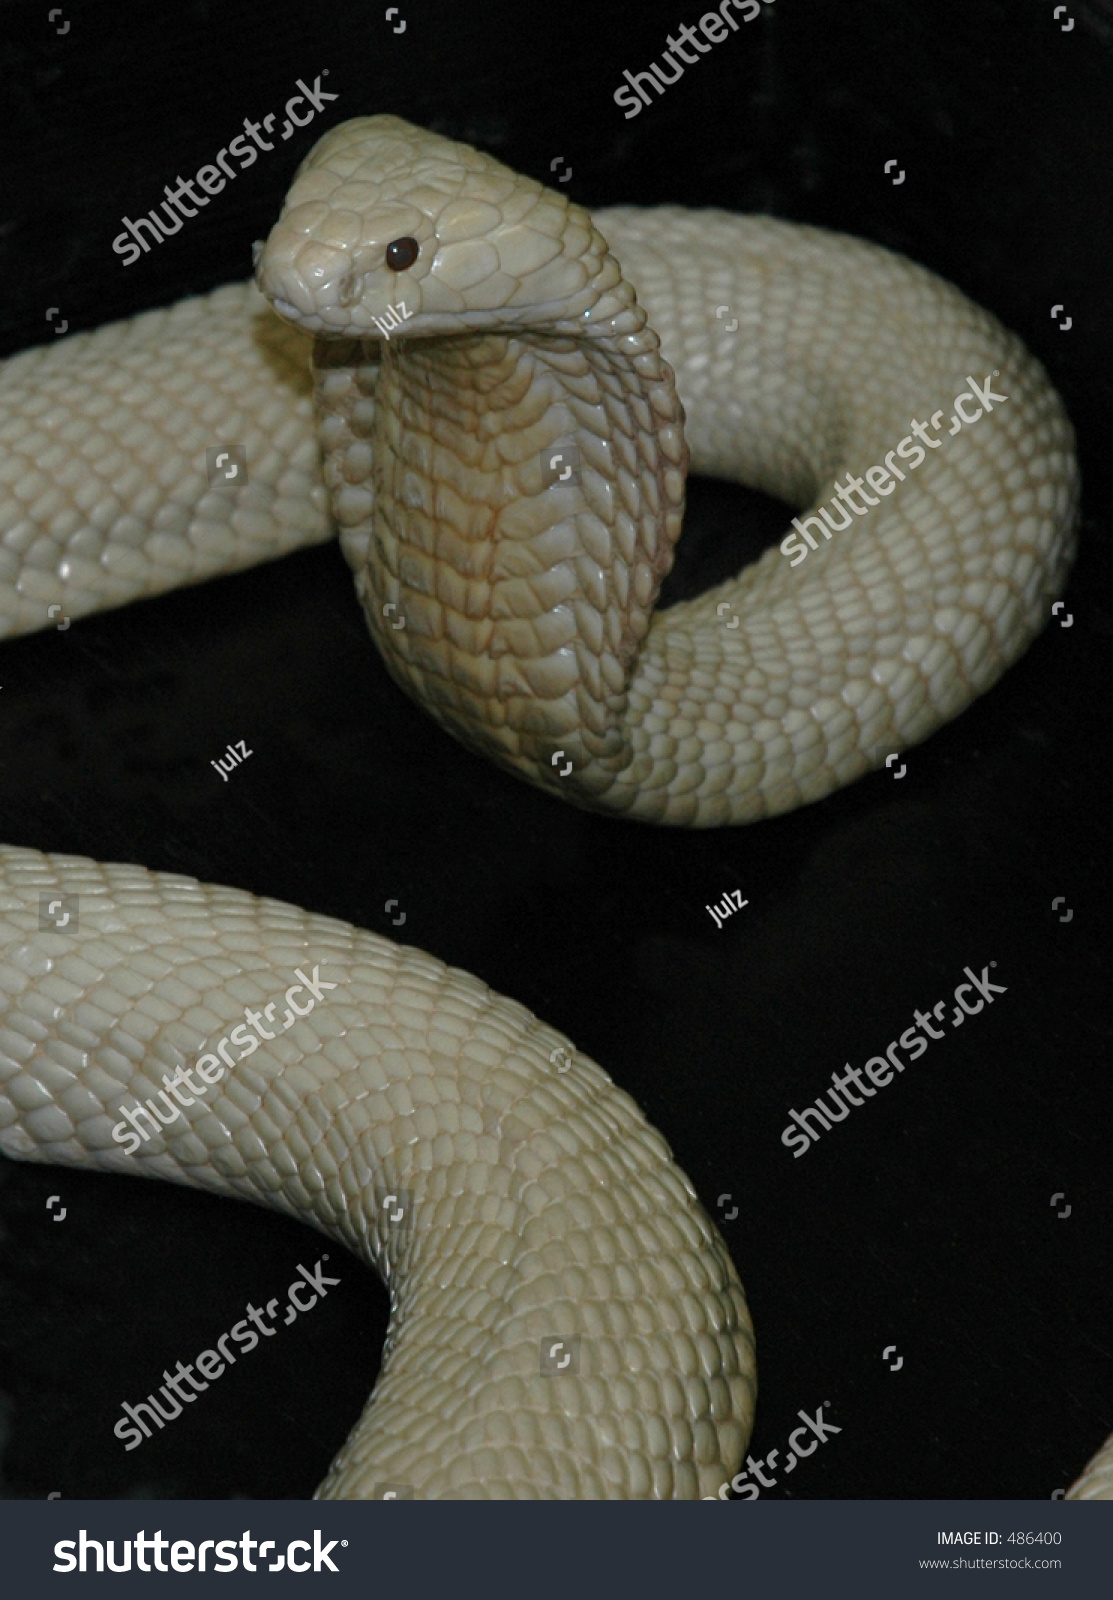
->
[0,114,1104,1498]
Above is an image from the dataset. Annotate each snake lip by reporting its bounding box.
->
[267,294,415,342]
[269,297,330,335]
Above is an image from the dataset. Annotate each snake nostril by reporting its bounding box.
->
[337,272,364,308]
[385,236,420,272]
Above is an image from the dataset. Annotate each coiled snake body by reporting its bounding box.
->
[1,116,1106,1498]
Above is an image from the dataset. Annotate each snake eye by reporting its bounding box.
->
[385,236,419,272]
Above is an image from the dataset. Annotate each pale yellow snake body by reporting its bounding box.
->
[1,115,1106,1497]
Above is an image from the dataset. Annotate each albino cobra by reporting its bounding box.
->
[0,115,1105,1499]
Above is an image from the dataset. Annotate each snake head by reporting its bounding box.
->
[255,114,624,340]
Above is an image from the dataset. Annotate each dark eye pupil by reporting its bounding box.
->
[386,236,419,271]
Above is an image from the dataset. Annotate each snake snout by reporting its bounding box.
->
[254,247,321,328]
[256,230,419,340]
[253,212,378,336]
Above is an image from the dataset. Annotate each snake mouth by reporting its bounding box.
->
[267,299,340,339]
[265,294,391,342]
[263,278,421,343]
[266,292,492,345]
[271,297,309,326]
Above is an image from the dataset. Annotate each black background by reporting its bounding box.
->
[0,0,1111,1502]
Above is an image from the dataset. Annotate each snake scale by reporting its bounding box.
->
[0,115,1106,1499]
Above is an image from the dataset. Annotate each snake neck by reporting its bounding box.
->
[313,274,687,800]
